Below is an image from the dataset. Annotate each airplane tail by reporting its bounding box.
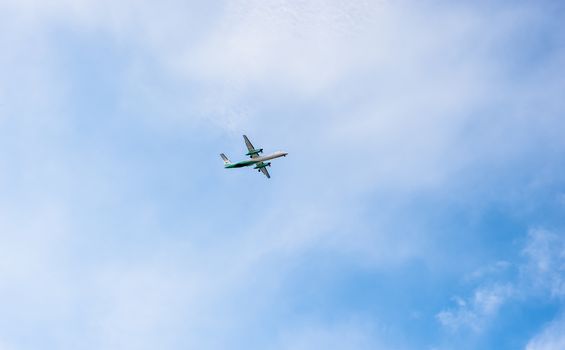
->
[220,153,231,164]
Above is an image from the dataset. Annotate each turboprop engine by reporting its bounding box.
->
[246,148,263,156]
[254,162,271,169]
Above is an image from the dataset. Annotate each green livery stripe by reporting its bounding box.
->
[225,160,257,168]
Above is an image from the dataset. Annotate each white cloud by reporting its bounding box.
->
[522,229,565,298]
[181,0,386,94]
[436,284,514,332]
[438,228,565,343]
[526,316,565,350]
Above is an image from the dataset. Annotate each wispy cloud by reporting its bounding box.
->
[522,229,565,298]
[437,284,514,332]
[437,228,565,342]
[526,315,565,350]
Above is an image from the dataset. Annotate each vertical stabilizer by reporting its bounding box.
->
[220,153,231,164]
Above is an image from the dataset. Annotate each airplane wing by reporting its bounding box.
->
[243,135,261,158]
[254,160,271,178]
[260,166,271,178]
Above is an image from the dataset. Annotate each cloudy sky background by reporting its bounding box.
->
[0,0,564,349]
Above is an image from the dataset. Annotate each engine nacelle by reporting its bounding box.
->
[246,148,263,156]
[254,162,271,169]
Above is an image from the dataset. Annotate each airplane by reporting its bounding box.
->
[220,135,288,179]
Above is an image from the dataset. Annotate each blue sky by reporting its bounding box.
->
[0,0,564,349]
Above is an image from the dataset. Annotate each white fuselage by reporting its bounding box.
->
[254,151,288,163]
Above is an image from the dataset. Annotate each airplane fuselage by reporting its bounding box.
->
[224,151,288,168]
